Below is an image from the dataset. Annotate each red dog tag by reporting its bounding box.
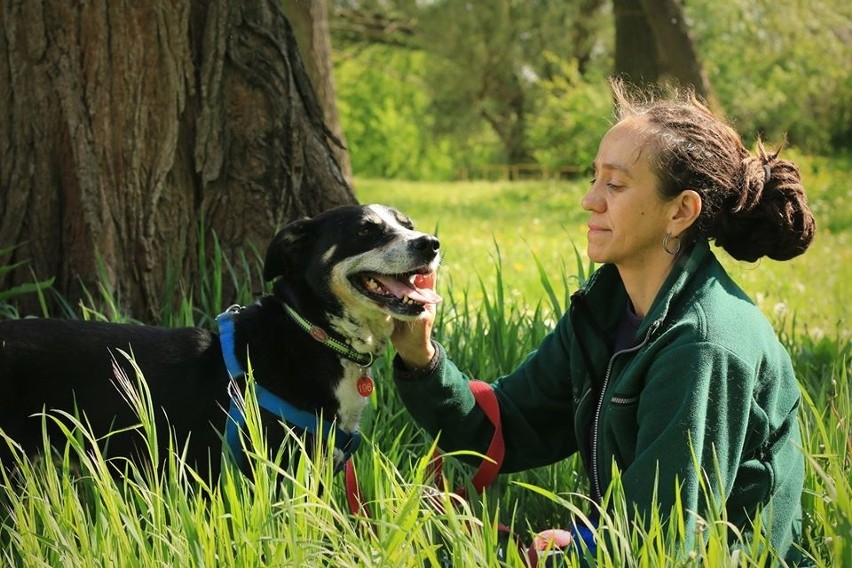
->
[356,374,374,397]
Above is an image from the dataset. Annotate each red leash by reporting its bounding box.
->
[344,458,371,519]
[427,381,528,561]
[428,381,577,566]
[429,380,504,496]
[344,380,508,548]
[344,380,504,517]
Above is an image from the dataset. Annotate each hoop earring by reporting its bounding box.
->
[663,232,682,256]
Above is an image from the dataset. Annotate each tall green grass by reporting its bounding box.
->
[1,173,849,565]
[2,252,849,566]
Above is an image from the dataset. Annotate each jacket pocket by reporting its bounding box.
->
[604,392,640,468]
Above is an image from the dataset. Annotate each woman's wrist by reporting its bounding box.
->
[397,341,436,371]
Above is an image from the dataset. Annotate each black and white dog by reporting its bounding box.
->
[0,204,441,479]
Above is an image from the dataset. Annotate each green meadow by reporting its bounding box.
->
[354,151,851,338]
[1,161,850,566]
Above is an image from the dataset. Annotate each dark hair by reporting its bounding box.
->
[611,79,815,262]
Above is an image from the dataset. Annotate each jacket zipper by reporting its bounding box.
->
[590,321,659,502]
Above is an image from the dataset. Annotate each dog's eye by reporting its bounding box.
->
[357,222,381,237]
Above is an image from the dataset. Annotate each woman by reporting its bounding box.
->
[391,80,815,563]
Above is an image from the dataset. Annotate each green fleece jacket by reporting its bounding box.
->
[394,240,804,562]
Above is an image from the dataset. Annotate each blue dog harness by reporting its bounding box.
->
[216,305,362,474]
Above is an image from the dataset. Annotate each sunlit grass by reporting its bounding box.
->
[1,169,849,565]
[1,271,847,565]
[354,166,850,338]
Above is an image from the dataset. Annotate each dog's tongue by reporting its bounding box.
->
[374,273,442,304]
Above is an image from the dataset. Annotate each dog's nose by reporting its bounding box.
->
[411,235,440,253]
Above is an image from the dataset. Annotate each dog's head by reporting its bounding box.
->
[263,204,441,321]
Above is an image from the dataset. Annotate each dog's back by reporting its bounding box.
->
[0,318,229,471]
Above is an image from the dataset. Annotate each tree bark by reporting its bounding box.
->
[614,0,716,107]
[638,0,717,106]
[613,0,662,86]
[0,0,355,320]
[282,0,353,187]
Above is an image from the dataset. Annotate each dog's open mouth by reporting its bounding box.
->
[351,268,442,316]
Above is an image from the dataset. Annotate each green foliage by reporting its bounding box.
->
[334,46,464,180]
[332,0,850,180]
[333,0,613,177]
[689,0,852,153]
[527,53,613,172]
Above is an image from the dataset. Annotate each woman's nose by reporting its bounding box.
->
[582,185,601,211]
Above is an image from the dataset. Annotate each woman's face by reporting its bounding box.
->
[583,118,675,270]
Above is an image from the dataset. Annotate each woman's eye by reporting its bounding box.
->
[590,177,621,190]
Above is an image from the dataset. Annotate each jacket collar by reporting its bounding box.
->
[637,240,711,337]
[575,240,712,337]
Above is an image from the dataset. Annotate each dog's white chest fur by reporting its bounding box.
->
[334,361,370,433]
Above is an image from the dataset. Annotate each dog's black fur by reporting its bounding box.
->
[0,204,440,479]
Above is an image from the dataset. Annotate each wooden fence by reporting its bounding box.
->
[456,163,583,181]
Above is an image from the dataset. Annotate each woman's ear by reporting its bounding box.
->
[669,189,702,237]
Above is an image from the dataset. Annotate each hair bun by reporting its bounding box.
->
[717,156,815,261]
[732,156,771,213]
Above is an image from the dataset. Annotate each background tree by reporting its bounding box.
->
[0,0,355,320]
[613,0,717,102]
[613,0,662,86]
[332,0,609,169]
[283,0,353,187]
[331,0,847,180]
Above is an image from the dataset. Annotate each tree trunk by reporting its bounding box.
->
[0,0,355,321]
[282,0,353,187]
[614,0,717,107]
[639,0,717,106]
[613,0,662,86]
[571,0,605,76]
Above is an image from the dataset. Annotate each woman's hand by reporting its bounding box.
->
[391,302,437,370]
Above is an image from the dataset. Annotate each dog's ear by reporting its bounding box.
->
[263,216,314,282]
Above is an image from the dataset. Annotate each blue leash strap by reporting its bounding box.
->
[216,306,361,474]
[216,306,244,380]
